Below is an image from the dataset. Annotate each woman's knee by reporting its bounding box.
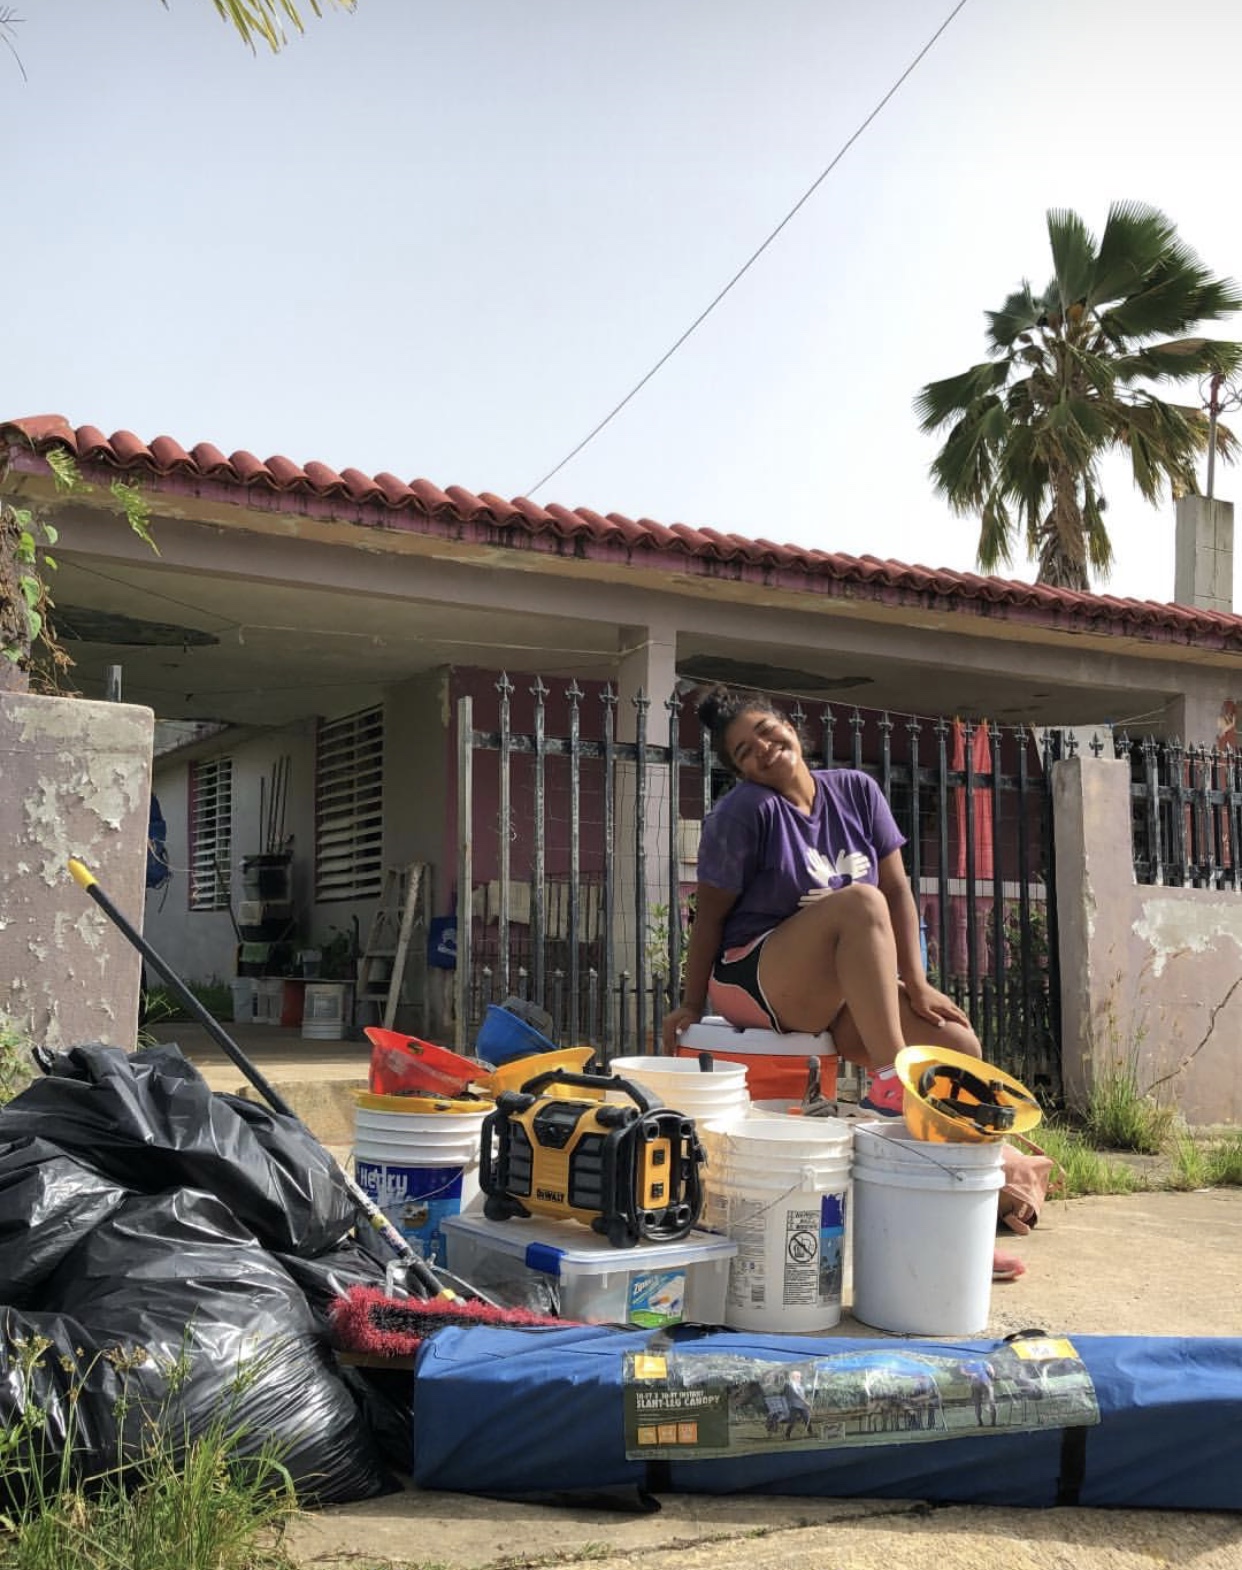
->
[819,882,889,930]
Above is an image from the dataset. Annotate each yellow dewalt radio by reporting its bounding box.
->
[479,1069,705,1248]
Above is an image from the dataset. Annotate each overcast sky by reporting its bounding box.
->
[7,0,1242,605]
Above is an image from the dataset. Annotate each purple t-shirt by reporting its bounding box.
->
[697,769,906,951]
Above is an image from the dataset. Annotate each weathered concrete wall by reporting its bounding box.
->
[0,692,153,1051]
[1055,756,1242,1126]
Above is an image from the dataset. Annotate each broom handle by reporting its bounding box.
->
[67,858,450,1300]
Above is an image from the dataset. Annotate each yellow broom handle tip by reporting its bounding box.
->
[68,858,97,890]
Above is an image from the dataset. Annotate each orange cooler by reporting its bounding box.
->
[675,1018,838,1105]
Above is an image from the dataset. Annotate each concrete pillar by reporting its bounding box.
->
[613,622,680,1031]
[0,691,154,1061]
[1174,495,1233,613]
[1051,755,1135,1110]
[1167,690,1230,749]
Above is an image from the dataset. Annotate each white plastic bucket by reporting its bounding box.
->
[254,977,283,1025]
[700,1114,852,1333]
[230,977,257,1024]
[353,1099,488,1266]
[302,981,350,1040]
[850,1120,1006,1335]
[607,1055,750,1130]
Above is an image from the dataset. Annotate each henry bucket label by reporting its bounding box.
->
[355,1160,465,1266]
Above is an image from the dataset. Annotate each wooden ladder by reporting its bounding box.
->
[357,864,428,1032]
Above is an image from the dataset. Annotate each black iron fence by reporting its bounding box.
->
[1120,731,1242,888]
[455,676,1064,1100]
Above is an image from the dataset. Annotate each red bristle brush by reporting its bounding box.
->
[330,1284,572,1357]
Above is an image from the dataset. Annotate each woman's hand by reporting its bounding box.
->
[903,979,972,1029]
[662,1005,703,1052]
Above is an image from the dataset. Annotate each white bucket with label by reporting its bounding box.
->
[254,976,284,1025]
[230,977,257,1024]
[851,1120,1006,1335]
[353,1093,488,1267]
[302,981,351,1040]
[606,1055,750,1130]
[700,1113,853,1333]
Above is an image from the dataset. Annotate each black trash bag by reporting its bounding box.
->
[273,1238,413,1474]
[0,1137,130,1303]
[274,1236,388,1336]
[0,1304,137,1512]
[36,1187,390,1505]
[0,1043,357,1258]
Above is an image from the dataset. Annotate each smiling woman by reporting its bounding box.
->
[661,685,982,1095]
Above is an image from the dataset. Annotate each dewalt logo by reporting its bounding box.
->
[535,1187,566,1204]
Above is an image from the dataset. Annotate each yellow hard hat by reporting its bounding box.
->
[894,1045,1043,1144]
[483,1046,600,1097]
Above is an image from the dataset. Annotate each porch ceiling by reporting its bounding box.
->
[51,550,1173,735]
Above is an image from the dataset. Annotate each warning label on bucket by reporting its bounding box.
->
[783,1207,820,1304]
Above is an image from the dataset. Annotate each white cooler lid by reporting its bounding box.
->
[679,1017,834,1054]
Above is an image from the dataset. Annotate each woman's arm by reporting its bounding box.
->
[877,848,971,1027]
[877,849,924,985]
[660,882,737,1049]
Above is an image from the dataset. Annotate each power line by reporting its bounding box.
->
[526,0,972,499]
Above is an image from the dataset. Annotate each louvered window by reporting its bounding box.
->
[315,706,384,902]
[188,758,233,911]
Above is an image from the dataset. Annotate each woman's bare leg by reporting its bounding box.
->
[757,884,982,1069]
[831,984,982,1066]
[757,884,905,1068]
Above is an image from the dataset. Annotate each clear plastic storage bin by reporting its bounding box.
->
[441,1212,736,1327]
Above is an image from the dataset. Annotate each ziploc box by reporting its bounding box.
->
[441,1212,737,1328]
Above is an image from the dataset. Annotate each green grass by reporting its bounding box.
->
[1079,1057,1176,1155]
[0,1014,36,1107]
[141,979,235,1027]
[1033,1123,1148,1198]
[1168,1127,1242,1191]
[0,1341,299,1570]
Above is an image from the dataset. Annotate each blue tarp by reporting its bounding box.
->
[412,1324,1242,1511]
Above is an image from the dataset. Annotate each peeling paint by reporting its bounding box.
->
[1132,898,1242,976]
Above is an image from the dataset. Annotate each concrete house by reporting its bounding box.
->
[3,415,1241,1121]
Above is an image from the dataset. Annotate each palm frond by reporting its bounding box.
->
[1210,418,1239,467]
[928,406,1002,512]
[1082,486,1113,575]
[1114,337,1242,385]
[1047,208,1097,314]
[1116,397,1207,504]
[985,284,1043,349]
[204,0,352,52]
[975,492,1015,573]
[1064,342,1119,398]
[1090,200,1175,307]
[1102,254,1241,342]
[913,362,1007,432]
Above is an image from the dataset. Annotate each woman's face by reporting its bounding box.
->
[723,708,803,786]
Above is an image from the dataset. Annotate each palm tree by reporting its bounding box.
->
[916,202,1242,590]
[183,0,355,53]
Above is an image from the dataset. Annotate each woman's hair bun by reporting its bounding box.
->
[695,684,730,732]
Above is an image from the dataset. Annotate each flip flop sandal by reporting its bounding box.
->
[993,1249,1026,1283]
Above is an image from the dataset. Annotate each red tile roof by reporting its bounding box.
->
[5,413,1241,649]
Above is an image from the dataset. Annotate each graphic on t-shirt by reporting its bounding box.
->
[805,847,872,887]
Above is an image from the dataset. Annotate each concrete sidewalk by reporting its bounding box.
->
[153,1025,1242,1569]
